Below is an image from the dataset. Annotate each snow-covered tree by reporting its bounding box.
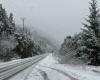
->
[14,27,42,58]
[59,33,82,56]
[78,0,100,65]
[0,4,5,37]
[59,36,72,56]
[0,4,15,37]
[8,13,15,35]
[0,3,43,61]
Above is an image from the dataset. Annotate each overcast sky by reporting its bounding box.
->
[1,0,100,44]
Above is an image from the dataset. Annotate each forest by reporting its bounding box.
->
[59,0,100,66]
[0,4,57,61]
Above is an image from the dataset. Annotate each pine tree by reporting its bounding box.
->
[0,4,5,36]
[79,0,100,65]
[8,13,15,35]
[13,27,40,58]
[0,4,15,37]
[1,7,9,36]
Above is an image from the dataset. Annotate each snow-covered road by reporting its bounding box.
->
[27,54,71,80]
[24,53,100,80]
[9,53,100,80]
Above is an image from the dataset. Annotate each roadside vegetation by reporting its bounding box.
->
[59,0,100,66]
[0,4,56,61]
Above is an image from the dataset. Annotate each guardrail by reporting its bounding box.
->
[0,54,47,80]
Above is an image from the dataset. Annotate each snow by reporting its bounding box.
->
[50,64,100,80]
[7,53,100,80]
[33,53,70,80]
[27,53,100,80]
[27,53,71,80]
[38,53,58,66]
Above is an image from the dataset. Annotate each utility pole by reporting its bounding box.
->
[21,18,26,31]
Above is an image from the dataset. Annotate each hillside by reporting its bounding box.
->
[30,27,60,53]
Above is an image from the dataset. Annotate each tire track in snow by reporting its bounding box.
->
[40,66,78,80]
[36,68,50,80]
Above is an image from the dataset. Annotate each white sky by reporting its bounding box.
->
[1,0,100,44]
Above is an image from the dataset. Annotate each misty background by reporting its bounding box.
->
[1,0,100,44]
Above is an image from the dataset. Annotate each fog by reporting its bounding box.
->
[1,0,100,43]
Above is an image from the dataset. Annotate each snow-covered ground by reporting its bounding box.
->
[26,53,100,80]
[7,53,100,80]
